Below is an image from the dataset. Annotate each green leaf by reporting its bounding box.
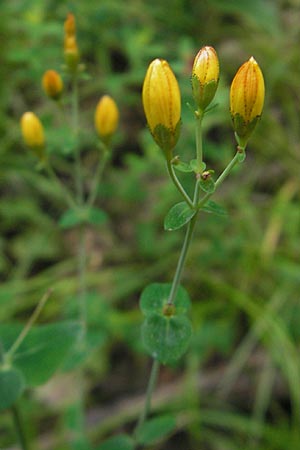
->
[172,160,193,173]
[0,368,25,411]
[164,202,196,231]
[95,434,134,450]
[142,314,192,364]
[199,173,215,194]
[0,321,82,386]
[59,209,84,229]
[140,283,191,317]
[86,207,108,226]
[136,414,176,445]
[59,207,108,229]
[201,200,228,216]
[190,159,206,174]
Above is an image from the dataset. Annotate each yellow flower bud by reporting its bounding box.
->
[192,46,219,111]
[42,70,63,100]
[94,95,119,143]
[20,112,46,160]
[142,58,181,158]
[230,56,265,148]
[64,13,79,72]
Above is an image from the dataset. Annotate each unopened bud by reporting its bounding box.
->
[94,95,119,143]
[230,57,265,148]
[20,112,46,160]
[42,70,63,100]
[142,58,181,158]
[64,13,79,72]
[192,46,219,111]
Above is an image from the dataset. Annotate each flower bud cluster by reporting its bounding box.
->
[142,47,264,156]
[64,13,79,72]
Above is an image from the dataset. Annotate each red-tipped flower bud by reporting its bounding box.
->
[230,56,265,148]
[42,70,63,100]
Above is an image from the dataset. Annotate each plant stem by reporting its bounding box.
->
[135,359,160,434]
[11,405,29,450]
[78,225,87,339]
[45,162,77,210]
[72,74,84,205]
[195,110,204,168]
[166,158,194,209]
[6,289,52,360]
[87,143,111,207]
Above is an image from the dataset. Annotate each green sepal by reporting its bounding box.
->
[231,113,261,147]
[152,120,181,157]
[172,157,194,173]
[142,313,192,364]
[191,75,219,111]
[164,202,196,231]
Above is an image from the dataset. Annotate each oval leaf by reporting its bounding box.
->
[142,314,192,364]
[0,368,25,411]
[164,202,196,231]
[86,207,108,226]
[136,414,176,445]
[96,434,134,450]
[140,283,191,317]
[0,321,82,386]
[201,200,227,216]
[59,209,84,229]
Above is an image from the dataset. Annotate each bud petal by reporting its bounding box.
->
[20,112,46,159]
[42,70,63,100]
[94,95,119,143]
[230,56,265,147]
[64,13,79,72]
[192,46,219,111]
[142,58,181,157]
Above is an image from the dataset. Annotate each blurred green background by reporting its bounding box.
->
[1,0,300,449]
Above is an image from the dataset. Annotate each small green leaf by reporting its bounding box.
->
[142,314,192,364]
[0,368,25,411]
[95,434,134,450]
[59,209,84,229]
[199,173,215,194]
[136,414,176,445]
[0,321,82,386]
[164,202,196,231]
[201,200,227,216]
[190,159,206,174]
[86,207,108,226]
[172,160,193,173]
[140,283,191,317]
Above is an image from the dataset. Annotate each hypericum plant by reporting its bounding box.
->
[1,13,119,450]
[19,13,119,337]
[127,49,264,447]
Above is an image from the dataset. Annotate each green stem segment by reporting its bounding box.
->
[11,405,29,450]
[135,359,160,434]
[87,143,111,207]
[72,74,84,205]
[166,158,194,209]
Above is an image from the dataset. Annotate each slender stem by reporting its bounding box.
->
[87,144,111,207]
[77,225,87,339]
[166,158,194,209]
[195,110,204,168]
[167,179,201,306]
[135,359,160,434]
[72,74,84,205]
[45,162,77,210]
[11,405,29,450]
[6,289,52,360]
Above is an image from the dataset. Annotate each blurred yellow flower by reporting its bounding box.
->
[94,95,119,142]
[20,112,46,160]
[42,70,63,100]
